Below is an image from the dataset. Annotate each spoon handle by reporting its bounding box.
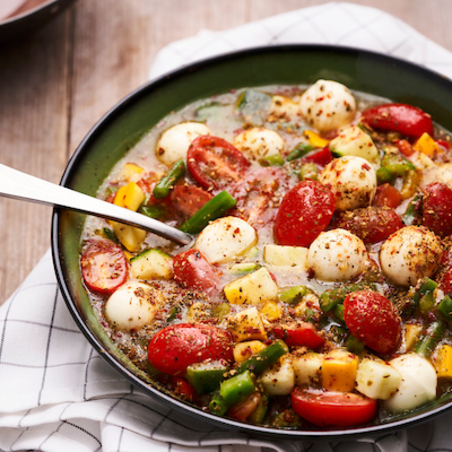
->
[0,164,193,246]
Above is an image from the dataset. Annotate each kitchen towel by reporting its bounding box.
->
[2,3,452,452]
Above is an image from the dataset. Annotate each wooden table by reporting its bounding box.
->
[1,0,451,305]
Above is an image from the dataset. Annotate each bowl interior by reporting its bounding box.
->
[52,45,452,439]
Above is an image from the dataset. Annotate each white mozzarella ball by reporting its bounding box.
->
[299,79,356,132]
[195,216,258,264]
[156,122,210,166]
[233,127,284,161]
[384,354,437,413]
[380,226,442,287]
[319,156,377,211]
[307,228,367,282]
[105,281,161,330]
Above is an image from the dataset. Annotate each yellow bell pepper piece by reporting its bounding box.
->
[321,349,358,392]
[260,300,283,321]
[110,221,146,252]
[303,130,329,148]
[114,181,145,212]
[435,344,452,378]
[413,132,440,157]
[120,162,144,181]
[233,340,266,363]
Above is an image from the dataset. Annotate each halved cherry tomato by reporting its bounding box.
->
[80,239,128,294]
[436,139,451,150]
[172,249,220,295]
[303,147,333,167]
[440,268,452,297]
[148,323,233,375]
[169,376,195,402]
[274,180,335,247]
[170,184,213,219]
[231,167,293,227]
[228,392,262,422]
[291,388,377,428]
[373,183,402,209]
[361,103,433,138]
[422,182,452,237]
[273,322,325,349]
[343,290,402,355]
[187,136,250,191]
[336,206,403,244]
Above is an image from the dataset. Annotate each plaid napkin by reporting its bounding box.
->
[2,3,452,451]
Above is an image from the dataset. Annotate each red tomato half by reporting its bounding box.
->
[228,392,262,422]
[274,180,335,247]
[169,376,195,402]
[344,290,402,355]
[291,388,377,428]
[303,147,333,167]
[148,323,233,375]
[80,239,128,294]
[373,183,402,209]
[336,206,403,244]
[441,267,452,297]
[231,167,293,227]
[172,249,220,295]
[361,103,433,138]
[422,182,452,237]
[170,184,213,219]
[187,135,250,191]
[273,323,325,349]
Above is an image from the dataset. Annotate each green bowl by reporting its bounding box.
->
[52,45,452,439]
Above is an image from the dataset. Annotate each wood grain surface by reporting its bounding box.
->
[0,0,451,305]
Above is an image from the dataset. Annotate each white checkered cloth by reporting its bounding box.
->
[2,3,452,451]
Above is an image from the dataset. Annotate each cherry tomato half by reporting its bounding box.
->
[228,392,262,422]
[343,290,402,355]
[422,182,452,237]
[80,239,128,294]
[272,322,325,349]
[303,147,333,167]
[170,183,213,219]
[361,103,433,138]
[373,183,402,209]
[231,167,293,228]
[274,180,335,247]
[187,135,250,191]
[291,388,377,428]
[336,206,403,244]
[148,323,233,375]
[172,249,220,295]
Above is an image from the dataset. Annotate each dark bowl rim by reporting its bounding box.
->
[51,43,452,440]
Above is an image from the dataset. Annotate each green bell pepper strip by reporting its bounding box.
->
[152,159,185,199]
[403,194,422,226]
[334,303,345,323]
[219,370,255,406]
[260,153,284,167]
[415,320,445,357]
[286,143,313,162]
[235,339,288,376]
[346,334,365,354]
[209,393,228,416]
[319,284,368,313]
[438,295,452,324]
[279,285,307,305]
[376,167,394,184]
[139,204,167,219]
[185,361,229,395]
[413,278,438,304]
[179,191,237,234]
[380,153,416,177]
[298,162,318,181]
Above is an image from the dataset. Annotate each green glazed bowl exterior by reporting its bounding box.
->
[52,45,452,439]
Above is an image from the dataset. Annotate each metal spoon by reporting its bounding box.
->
[0,163,193,245]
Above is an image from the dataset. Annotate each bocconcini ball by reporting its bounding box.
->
[156,121,210,166]
[307,228,367,282]
[380,226,442,287]
[105,281,162,330]
[233,127,284,161]
[384,354,437,413]
[299,79,356,133]
[195,216,258,264]
[320,156,377,211]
